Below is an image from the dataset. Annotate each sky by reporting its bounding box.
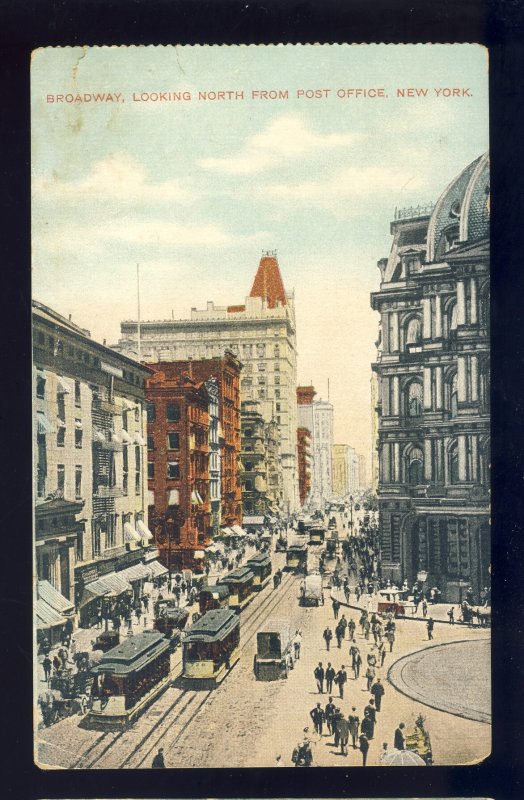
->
[31,45,489,466]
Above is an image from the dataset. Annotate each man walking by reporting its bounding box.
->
[427,617,435,640]
[347,618,356,642]
[325,662,335,694]
[325,696,336,734]
[371,678,385,711]
[310,702,325,736]
[335,621,344,649]
[386,629,395,652]
[348,707,360,749]
[337,714,350,756]
[314,662,325,693]
[365,664,375,692]
[152,747,166,768]
[332,597,340,619]
[335,665,348,699]
[42,656,52,683]
[359,732,370,766]
[323,626,333,652]
[447,607,455,625]
[293,629,302,660]
[394,722,406,750]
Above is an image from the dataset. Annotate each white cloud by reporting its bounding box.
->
[33,153,197,204]
[199,114,361,174]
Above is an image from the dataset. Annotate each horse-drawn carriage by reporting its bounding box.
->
[39,658,95,726]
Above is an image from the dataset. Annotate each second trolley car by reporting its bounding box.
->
[198,583,230,615]
[247,553,272,591]
[181,608,240,689]
[286,543,308,574]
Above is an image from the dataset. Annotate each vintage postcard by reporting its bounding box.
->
[32,44,490,769]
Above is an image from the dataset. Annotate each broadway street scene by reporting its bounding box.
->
[32,44,490,769]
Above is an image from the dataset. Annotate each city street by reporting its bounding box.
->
[37,515,491,769]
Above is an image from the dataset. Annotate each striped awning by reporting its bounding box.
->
[134,433,146,446]
[93,427,106,443]
[81,572,132,603]
[136,519,153,541]
[36,599,65,629]
[118,562,151,582]
[37,580,74,616]
[147,560,168,578]
[124,522,142,543]
[57,376,72,395]
[121,429,133,444]
[37,411,54,435]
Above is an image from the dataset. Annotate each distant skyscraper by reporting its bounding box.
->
[297,386,334,508]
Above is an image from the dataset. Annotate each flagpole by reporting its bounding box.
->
[137,263,141,362]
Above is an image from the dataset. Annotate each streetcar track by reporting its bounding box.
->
[123,573,299,769]
[73,566,299,770]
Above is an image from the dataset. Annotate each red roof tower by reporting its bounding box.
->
[249,251,287,309]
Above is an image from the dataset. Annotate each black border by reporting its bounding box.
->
[3,1,524,799]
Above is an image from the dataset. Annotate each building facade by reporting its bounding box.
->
[332,444,363,498]
[297,427,313,507]
[297,386,334,509]
[240,401,268,517]
[113,253,298,513]
[33,301,158,628]
[370,154,490,602]
[146,366,212,571]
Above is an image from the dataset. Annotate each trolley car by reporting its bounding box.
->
[247,553,272,591]
[286,543,308,574]
[86,630,171,730]
[198,583,230,615]
[308,526,326,546]
[181,608,240,689]
[254,621,293,680]
[218,566,255,612]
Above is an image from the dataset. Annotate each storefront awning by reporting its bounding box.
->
[121,429,133,444]
[136,520,153,541]
[242,516,265,526]
[194,550,205,559]
[123,398,136,410]
[37,411,54,435]
[168,489,180,506]
[57,376,72,395]
[147,560,168,578]
[205,543,224,554]
[36,598,66,629]
[191,490,204,506]
[124,522,142,543]
[118,562,151,582]
[82,572,132,603]
[93,427,106,443]
[37,580,74,616]
[220,527,235,536]
[231,525,247,537]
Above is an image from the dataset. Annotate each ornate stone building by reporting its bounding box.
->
[297,386,334,509]
[371,154,490,602]
[113,253,298,513]
[297,427,312,507]
[240,400,283,518]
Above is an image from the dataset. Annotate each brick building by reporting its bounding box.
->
[146,367,212,571]
[297,427,312,507]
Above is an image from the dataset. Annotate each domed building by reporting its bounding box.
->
[370,155,490,603]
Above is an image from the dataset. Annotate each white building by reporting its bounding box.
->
[113,253,299,513]
[297,386,333,508]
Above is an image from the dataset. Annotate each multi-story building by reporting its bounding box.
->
[240,401,268,517]
[33,301,160,629]
[297,386,334,508]
[145,355,242,537]
[265,417,284,514]
[297,427,313,507]
[146,364,212,571]
[332,444,363,498]
[113,252,298,513]
[370,154,490,602]
[370,373,380,493]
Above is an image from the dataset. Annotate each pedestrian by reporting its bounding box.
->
[325,696,336,734]
[427,617,435,640]
[359,733,369,766]
[365,664,375,692]
[422,598,428,618]
[310,702,325,736]
[96,608,103,629]
[348,618,356,641]
[386,629,395,652]
[447,606,455,625]
[58,646,68,669]
[174,585,181,607]
[378,641,386,667]
[42,656,52,682]
[125,608,132,631]
[371,678,385,711]
[337,715,350,755]
[348,707,360,749]
[394,722,406,750]
[314,662,325,693]
[323,626,333,652]
[332,598,340,619]
[293,629,302,660]
[135,605,142,624]
[332,707,344,747]
[363,618,371,640]
[335,623,344,649]
[364,698,377,726]
[152,747,166,768]
[380,742,390,764]
[325,662,335,694]
[335,665,347,699]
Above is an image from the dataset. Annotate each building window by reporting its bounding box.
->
[122,410,128,431]
[259,362,266,372]
[167,461,180,479]
[57,464,65,494]
[167,432,180,450]
[148,462,155,480]
[243,344,253,358]
[259,390,266,399]
[245,462,253,471]
[407,382,423,417]
[167,402,180,422]
[276,403,281,412]
[274,375,280,385]
[48,335,55,350]
[135,471,141,494]
[449,442,460,484]
[450,373,458,418]
[56,425,65,447]
[75,466,82,499]
[106,515,116,549]
[406,447,423,486]
[135,406,140,422]
[74,380,81,406]
[76,531,83,562]
[36,374,46,399]
[147,434,154,450]
[135,445,141,494]
[244,480,253,491]
[405,317,421,346]
[57,393,65,423]
[256,343,266,358]
[275,389,280,399]
[146,402,156,423]
[75,420,83,448]
[274,362,280,372]
[37,433,47,498]
[276,415,281,424]
[274,344,280,357]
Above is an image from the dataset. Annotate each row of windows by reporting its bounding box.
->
[148,462,180,480]
[146,432,180,450]
[146,402,180,423]
[34,335,145,387]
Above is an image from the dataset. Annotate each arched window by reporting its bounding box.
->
[405,317,421,346]
[448,441,460,484]
[449,302,458,333]
[479,287,490,332]
[407,447,424,485]
[479,359,490,412]
[407,382,423,417]
[450,374,458,418]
